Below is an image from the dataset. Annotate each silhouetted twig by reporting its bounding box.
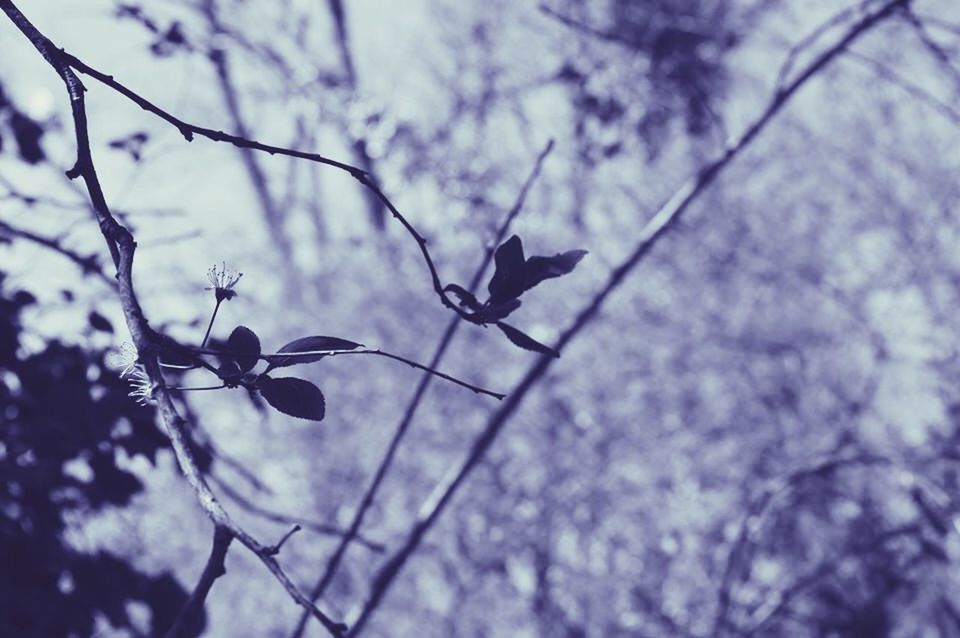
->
[0,2,347,634]
[341,2,910,633]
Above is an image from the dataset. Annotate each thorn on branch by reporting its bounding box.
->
[266,524,302,556]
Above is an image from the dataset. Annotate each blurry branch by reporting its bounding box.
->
[743,524,923,636]
[163,525,233,638]
[539,4,624,43]
[209,473,385,553]
[843,50,960,128]
[343,2,910,633]
[774,1,865,91]
[325,0,388,229]
[0,175,91,211]
[631,585,696,638]
[327,0,356,82]
[539,3,712,47]
[0,219,114,286]
[200,0,301,293]
[60,52,491,323]
[289,140,554,638]
[712,451,955,637]
[0,2,347,635]
[901,9,960,95]
[712,453,891,637]
[915,13,960,38]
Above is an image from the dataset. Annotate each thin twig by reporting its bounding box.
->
[315,349,505,400]
[61,51,473,321]
[342,2,909,634]
[288,141,554,638]
[209,473,386,552]
[0,3,347,635]
[842,50,960,128]
[774,1,866,91]
[914,13,960,38]
[266,524,303,556]
[200,299,222,349]
[0,219,114,286]
[164,525,233,638]
[901,9,960,95]
[187,346,506,400]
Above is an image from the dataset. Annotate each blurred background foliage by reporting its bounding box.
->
[2,0,960,636]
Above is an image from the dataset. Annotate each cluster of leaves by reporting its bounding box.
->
[445,235,587,357]
[181,328,362,422]
[0,273,202,637]
[0,80,47,164]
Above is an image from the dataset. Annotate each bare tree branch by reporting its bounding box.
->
[163,525,233,638]
[0,219,114,286]
[340,2,911,633]
[0,2,347,634]
[289,140,554,638]
[59,51,478,322]
[843,49,960,128]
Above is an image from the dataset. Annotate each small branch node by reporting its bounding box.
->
[266,524,302,556]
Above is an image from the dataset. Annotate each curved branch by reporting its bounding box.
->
[60,51,472,320]
[0,2,347,635]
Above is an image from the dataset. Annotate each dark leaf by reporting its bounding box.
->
[225,325,261,373]
[475,297,522,323]
[257,375,325,421]
[10,110,45,164]
[496,321,559,358]
[217,360,241,379]
[266,335,362,369]
[488,235,527,303]
[88,311,114,333]
[444,283,481,311]
[523,249,588,292]
[107,131,149,162]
